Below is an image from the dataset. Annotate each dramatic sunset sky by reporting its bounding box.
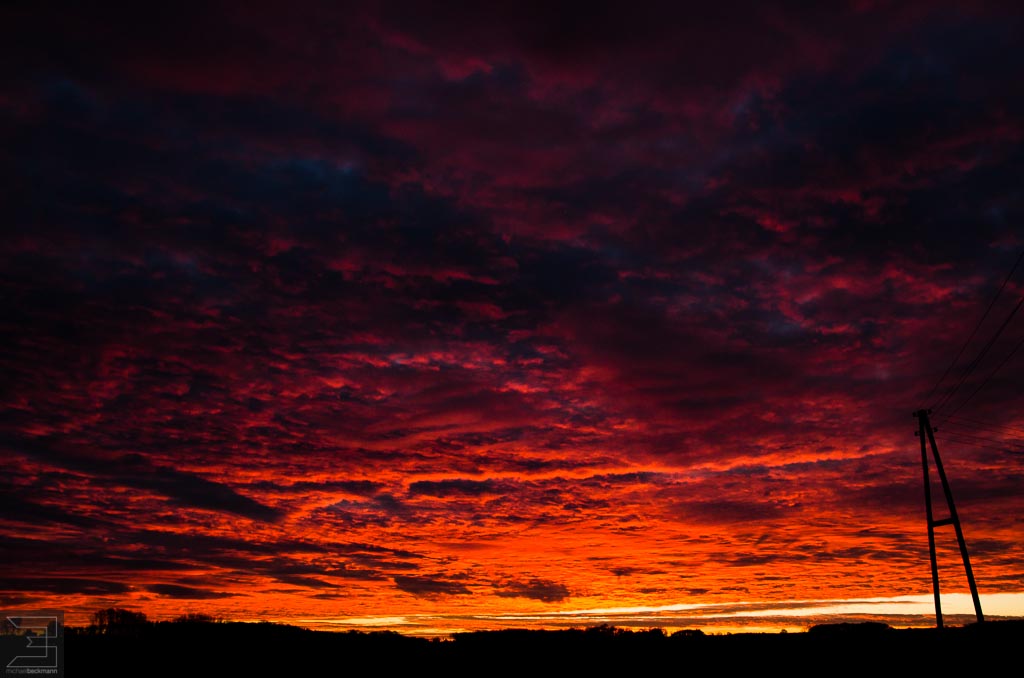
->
[3,1,1023,634]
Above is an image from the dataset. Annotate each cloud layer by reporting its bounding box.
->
[1,1,1023,629]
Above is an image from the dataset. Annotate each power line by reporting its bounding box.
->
[940,433,1022,454]
[941,418,1024,439]
[941,332,1024,420]
[936,424,1023,448]
[943,413,1024,437]
[939,419,1002,436]
[932,294,1024,413]
[925,248,1024,408]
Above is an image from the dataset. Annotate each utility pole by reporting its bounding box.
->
[914,409,984,628]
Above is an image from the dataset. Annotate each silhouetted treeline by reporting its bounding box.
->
[68,612,1024,677]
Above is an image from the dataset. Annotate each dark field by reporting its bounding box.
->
[67,620,1023,676]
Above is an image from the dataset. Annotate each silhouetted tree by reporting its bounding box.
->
[585,623,620,637]
[92,607,149,634]
[173,612,217,624]
[807,621,891,637]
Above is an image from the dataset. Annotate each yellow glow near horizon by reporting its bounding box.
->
[283,592,1024,635]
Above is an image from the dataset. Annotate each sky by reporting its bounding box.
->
[2,1,1024,634]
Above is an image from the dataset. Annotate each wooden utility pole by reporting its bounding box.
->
[914,409,984,628]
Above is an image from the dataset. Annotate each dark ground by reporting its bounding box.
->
[64,620,1022,676]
